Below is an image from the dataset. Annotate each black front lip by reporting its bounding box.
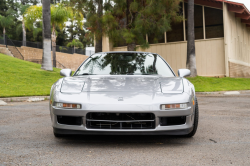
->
[53,127,193,135]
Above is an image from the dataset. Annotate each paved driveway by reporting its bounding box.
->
[0,95,250,166]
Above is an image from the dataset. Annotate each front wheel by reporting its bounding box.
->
[184,97,199,137]
[54,131,63,138]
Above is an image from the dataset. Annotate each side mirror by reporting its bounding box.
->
[60,69,72,77]
[178,69,191,77]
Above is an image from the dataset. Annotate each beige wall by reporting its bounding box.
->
[102,35,113,52]
[111,38,225,76]
[17,46,88,71]
[224,4,250,77]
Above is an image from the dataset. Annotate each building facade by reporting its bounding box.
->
[101,0,250,78]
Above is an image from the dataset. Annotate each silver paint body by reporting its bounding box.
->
[50,51,196,135]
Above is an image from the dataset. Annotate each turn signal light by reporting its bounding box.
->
[161,103,187,110]
[55,102,81,109]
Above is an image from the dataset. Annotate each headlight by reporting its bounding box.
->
[54,102,81,109]
[161,103,187,110]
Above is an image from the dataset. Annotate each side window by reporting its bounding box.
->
[205,7,224,39]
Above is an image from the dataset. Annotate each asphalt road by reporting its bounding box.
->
[0,95,250,166]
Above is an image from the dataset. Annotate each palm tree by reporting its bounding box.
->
[186,0,197,77]
[67,39,84,53]
[24,5,43,40]
[16,4,30,46]
[50,3,73,67]
[41,0,53,71]
[25,4,75,68]
[95,0,103,53]
[0,15,14,44]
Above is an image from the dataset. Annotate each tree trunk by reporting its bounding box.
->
[41,0,53,71]
[52,26,57,68]
[186,0,197,77]
[126,0,136,51]
[3,27,6,45]
[22,20,26,46]
[95,0,103,53]
[127,43,136,51]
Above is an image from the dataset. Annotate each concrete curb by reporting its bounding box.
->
[0,96,50,102]
[196,90,250,96]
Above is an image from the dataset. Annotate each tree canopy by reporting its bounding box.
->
[103,0,182,50]
[67,39,84,49]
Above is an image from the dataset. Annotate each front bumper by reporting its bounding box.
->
[50,106,194,135]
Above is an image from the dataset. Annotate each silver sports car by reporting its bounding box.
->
[50,51,199,137]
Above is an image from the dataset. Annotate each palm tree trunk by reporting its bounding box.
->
[186,0,197,77]
[3,27,6,45]
[95,0,103,53]
[52,26,57,68]
[41,0,53,71]
[22,20,26,46]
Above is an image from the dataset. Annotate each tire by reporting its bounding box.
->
[184,97,199,137]
[54,131,63,138]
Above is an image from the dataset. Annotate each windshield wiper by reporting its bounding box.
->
[141,73,158,75]
[126,73,157,75]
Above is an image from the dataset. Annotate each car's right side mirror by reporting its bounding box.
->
[178,69,191,77]
[60,69,72,77]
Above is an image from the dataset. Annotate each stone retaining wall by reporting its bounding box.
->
[17,46,88,71]
[0,47,13,57]
[229,61,250,78]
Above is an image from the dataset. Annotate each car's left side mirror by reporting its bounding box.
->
[178,69,191,77]
[60,69,72,77]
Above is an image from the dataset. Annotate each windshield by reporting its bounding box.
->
[74,53,175,77]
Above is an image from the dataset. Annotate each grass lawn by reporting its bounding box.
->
[0,53,62,97]
[187,76,250,92]
[1,53,250,97]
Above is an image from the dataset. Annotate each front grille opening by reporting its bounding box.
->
[160,116,186,126]
[86,113,155,129]
[57,116,82,126]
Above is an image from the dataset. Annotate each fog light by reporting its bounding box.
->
[161,103,187,110]
[55,102,81,109]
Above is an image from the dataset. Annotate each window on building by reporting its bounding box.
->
[205,7,224,38]
[167,2,184,42]
[185,3,204,40]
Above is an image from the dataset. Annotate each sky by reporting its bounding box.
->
[230,0,250,10]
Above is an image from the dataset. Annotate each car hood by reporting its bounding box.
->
[60,76,183,94]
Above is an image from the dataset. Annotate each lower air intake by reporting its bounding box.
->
[160,116,186,126]
[86,113,155,129]
[57,116,82,126]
